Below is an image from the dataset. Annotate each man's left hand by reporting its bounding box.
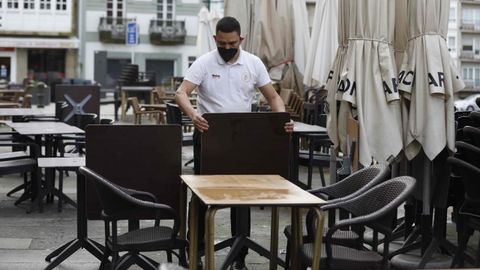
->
[284,120,294,133]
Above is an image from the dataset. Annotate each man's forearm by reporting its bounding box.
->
[175,91,197,119]
[269,95,286,112]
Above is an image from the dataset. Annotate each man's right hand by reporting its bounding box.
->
[192,113,209,132]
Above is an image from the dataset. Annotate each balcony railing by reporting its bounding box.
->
[149,20,186,45]
[460,19,480,32]
[98,17,134,44]
[460,50,480,62]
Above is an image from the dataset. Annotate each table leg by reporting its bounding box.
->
[180,183,187,240]
[269,207,279,270]
[310,207,325,270]
[290,207,301,269]
[205,207,218,270]
[189,195,199,270]
[121,89,126,121]
[44,173,104,269]
[291,133,300,184]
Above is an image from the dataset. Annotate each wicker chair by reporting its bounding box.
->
[300,176,416,270]
[79,166,188,269]
[284,164,390,268]
[129,96,165,124]
[463,126,480,147]
[448,157,480,268]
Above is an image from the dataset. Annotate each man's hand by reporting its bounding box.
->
[192,113,209,132]
[284,120,294,133]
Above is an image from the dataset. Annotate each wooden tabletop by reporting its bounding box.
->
[180,174,325,206]
[293,121,326,133]
[6,121,84,135]
[38,157,85,168]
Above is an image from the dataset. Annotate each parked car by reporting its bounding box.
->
[454,94,480,111]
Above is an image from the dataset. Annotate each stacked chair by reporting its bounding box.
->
[300,176,416,270]
[283,164,390,268]
[448,110,480,268]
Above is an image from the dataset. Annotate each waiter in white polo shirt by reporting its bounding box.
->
[175,16,293,270]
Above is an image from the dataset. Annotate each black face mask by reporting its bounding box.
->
[217,47,238,63]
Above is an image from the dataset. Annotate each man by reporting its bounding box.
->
[175,16,293,269]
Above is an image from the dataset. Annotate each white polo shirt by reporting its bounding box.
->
[184,48,271,114]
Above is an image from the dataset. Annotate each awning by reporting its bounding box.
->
[0,37,79,49]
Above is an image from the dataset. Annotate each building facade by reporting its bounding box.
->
[81,0,207,89]
[0,0,78,84]
[450,0,480,96]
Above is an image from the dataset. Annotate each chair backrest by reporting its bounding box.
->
[128,97,142,113]
[315,164,390,203]
[153,86,166,104]
[455,141,480,168]
[463,126,480,147]
[448,157,480,207]
[80,166,145,217]
[165,103,183,125]
[328,176,416,234]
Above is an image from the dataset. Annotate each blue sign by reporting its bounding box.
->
[126,21,137,45]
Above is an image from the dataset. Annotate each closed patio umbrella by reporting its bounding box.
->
[326,0,349,152]
[399,0,465,162]
[196,7,216,57]
[337,0,403,167]
[303,0,338,87]
[293,0,310,76]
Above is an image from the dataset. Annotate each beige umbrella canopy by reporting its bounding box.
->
[196,7,220,57]
[398,0,465,161]
[225,0,303,96]
[326,0,349,151]
[303,0,338,87]
[336,0,403,167]
[224,0,257,53]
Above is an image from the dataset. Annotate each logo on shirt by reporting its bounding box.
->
[242,72,250,83]
[211,74,221,79]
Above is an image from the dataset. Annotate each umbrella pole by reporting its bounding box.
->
[421,157,432,253]
[329,146,337,184]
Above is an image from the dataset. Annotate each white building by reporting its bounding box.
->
[450,0,480,96]
[82,0,210,89]
[0,0,79,84]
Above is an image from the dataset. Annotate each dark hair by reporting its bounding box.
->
[216,16,241,36]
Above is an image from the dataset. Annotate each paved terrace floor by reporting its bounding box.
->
[0,102,476,269]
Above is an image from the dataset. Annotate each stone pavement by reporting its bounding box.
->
[0,102,476,269]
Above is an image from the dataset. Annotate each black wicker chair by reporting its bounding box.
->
[300,176,416,270]
[463,126,480,147]
[79,166,188,270]
[284,164,390,268]
[448,157,480,268]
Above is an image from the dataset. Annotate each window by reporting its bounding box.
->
[107,0,124,18]
[24,0,35,9]
[188,56,196,67]
[464,67,474,81]
[475,69,480,87]
[449,7,456,22]
[56,0,67,10]
[40,0,51,9]
[448,37,456,51]
[7,0,19,9]
[157,0,174,21]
